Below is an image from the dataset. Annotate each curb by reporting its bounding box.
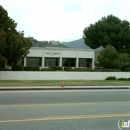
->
[0,87,129,91]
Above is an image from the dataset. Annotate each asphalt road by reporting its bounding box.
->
[0,90,130,130]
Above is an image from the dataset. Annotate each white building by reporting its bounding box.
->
[18,47,95,69]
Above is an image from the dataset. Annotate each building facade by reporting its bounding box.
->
[17,47,95,69]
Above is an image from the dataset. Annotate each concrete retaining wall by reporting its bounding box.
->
[0,71,130,80]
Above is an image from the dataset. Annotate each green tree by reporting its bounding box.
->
[95,45,130,69]
[0,6,32,67]
[0,28,6,65]
[83,15,130,54]
[117,53,130,70]
[95,45,118,69]
[5,31,32,66]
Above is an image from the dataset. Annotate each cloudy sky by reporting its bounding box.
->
[1,0,130,42]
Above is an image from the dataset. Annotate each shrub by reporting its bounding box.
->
[105,76,117,80]
[41,68,54,71]
[65,68,93,71]
[93,69,101,72]
[64,67,71,71]
[101,69,120,72]
[94,67,104,70]
[65,68,73,71]
[0,68,11,71]
[49,66,62,71]
[124,68,130,72]
[75,68,92,71]
[117,78,128,81]
[127,78,130,80]
[24,66,39,71]
[94,68,120,72]
[78,68,93,71]
[12,65,23,71]
[40,66,125,72]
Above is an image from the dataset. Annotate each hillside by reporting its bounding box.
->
[62,38,90,49]
[32,38,102,50]
[62,38,103,50]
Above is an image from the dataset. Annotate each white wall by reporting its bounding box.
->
[62,50,76,57]
[28,49,42,57]
[0,71,130,80]
[28,47,94,59]
[78,50,94,58]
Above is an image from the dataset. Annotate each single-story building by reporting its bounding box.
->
[17,47,95,69]
[5,41,101,69]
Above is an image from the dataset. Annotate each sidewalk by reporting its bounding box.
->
[0,86,129,90]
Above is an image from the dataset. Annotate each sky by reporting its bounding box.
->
[1,0,130,42]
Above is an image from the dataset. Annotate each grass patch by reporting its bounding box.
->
[0,80,130,86]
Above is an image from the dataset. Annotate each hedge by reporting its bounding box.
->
[65,68,120,72]
[49,66,62,71]
[128,78,130,80]
[12,65,23,71]
[117,78,128,81]
[124,68,130,72]
[41,68,54,71]
[65,68,93,71]
[0,68,11,71]
[64,67,71,71]
[100,69,120,72]
[64,68,120,72]
[94,67,120,72]
[105,76,117,80]
[24,66,40,71]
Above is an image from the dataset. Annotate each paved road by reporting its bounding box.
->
[0,90,130,130]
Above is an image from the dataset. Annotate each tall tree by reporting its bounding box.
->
[0,6,32,67]
[83,15,130,54]
[0,28,6,65]
[5,31,32,66]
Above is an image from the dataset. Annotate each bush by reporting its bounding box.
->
[127,78,130,80]
[124,68,130,72]
[117,78,128,81]
[24,66,39,71]
[105,76,117,80]
[41,68,54,71]
[64,67,71,71]
[12,65,23,71]
[65,68,73,71]
[101,69,120,72]
[94,68,120,72]
[94,67,104,70]
[0,68,11,71]
[49,66,62,71]
[65,68,93,71]
[75,68,93,71]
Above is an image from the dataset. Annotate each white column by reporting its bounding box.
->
[92,59,94,70]
[59,50,62,67]
[24,57,26,67]
[76,50,79,68]
[4,61,7,68]
[92,50,95,69]
[42,50,44,68]
[42,57,44,68]
[76,58,79,68]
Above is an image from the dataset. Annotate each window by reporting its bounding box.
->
[45,58,59,67]
[62,58,76,67]
[79,58,92,68]
[27,57,42,66]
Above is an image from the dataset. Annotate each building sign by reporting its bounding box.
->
[45,52,60,56]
